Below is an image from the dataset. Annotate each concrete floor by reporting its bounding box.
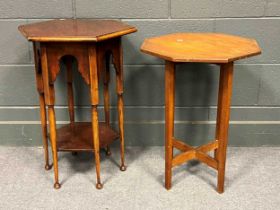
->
[0,146,279,210]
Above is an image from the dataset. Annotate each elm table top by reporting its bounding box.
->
[18,19,137,42]
[141,33,261,63]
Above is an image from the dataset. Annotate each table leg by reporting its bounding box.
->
[117,83,125,171]
[165,61,175,190]
[65,57,75,125]
[89,45,103,189]
[40,45,60,189]
[216,62,234,193]
[33,43,51,171]
[104,53,111,156]
[39,94,51,170]
[91,105,102,189]
[48,105,60,189]
[65,58,78,156]
[113,39,126,171]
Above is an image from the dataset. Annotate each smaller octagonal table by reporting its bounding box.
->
[141,33,261,193]
[19,19,137,189]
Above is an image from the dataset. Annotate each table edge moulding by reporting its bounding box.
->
[18,19,137,42]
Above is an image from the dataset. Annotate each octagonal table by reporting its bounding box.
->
[141,33,261,193]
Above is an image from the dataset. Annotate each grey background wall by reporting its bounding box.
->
[0,0,280,147]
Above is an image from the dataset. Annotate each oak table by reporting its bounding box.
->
[18,19,136,189]
[141,33,261,193]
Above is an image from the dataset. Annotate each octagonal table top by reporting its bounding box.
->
[18,19,137,42]
[141,33,261,63]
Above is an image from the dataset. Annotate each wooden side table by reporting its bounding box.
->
[141,33,261,193]
[19,19,136,189]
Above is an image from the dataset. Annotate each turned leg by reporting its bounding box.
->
[40,44,60,189]
[91,105,102,189]
[89,45,103,189]
[216,62,234,193]
[117,88,126,171]
[65,57,75,125]
[48,105,61,189]
[39,94,51,170]
[33,43,51,170]
[65,58,77,156]
[104,53,111,156]
[113,39,126,171]
[165,61,175,190]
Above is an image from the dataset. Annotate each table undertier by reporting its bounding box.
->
[54,122,119,151]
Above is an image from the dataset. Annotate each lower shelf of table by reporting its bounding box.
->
[53,122,119,152]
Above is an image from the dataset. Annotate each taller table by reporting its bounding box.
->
[141,33,261,193]
[19,19,136,189]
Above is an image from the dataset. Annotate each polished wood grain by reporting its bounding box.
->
[88,45,103,189]
[41,43,61,189]
[65,57,75,125]
[172,139,218,169]
[172,150,196,167]
[56,122,119,151]
[45,42,90,84]
[18,19,137,42]
[141,33,261,63]
[196,140,219,153]
[216,62,234,193]
[141,33,261,193]
[164,61,175,190]
[33,42,51,171]
[103,53,111,156]
[19,20,136,190]
[113,38,126,171]
[48,106,61,189]
[172,139,193,152]
[39,94,51,170]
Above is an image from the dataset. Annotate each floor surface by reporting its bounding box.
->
[0,146,279,210]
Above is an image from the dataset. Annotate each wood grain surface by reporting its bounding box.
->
[141,33,261,63]
[18,19,137,42]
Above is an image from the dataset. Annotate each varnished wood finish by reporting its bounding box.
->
[33,42,51,170]
[113,38,126,171]
[172,150,196,167]
[141,33,261,63]
[172,139,218,169]
[65,57,75,125]
[18,19,137,42]
[88,45,102,189]
[164,61,175,190]
[196,139,219,153]
[39,95,51,170]
[92,106,102,189]
[173,138,193,152]
[41,43,61,189]
[19,20,136,189]
[216,62,234,193]
[141,33,261,193]
[103,53,111,156]
[46,42,90,84]
[56,122,119,151]
[48,106,61,189]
